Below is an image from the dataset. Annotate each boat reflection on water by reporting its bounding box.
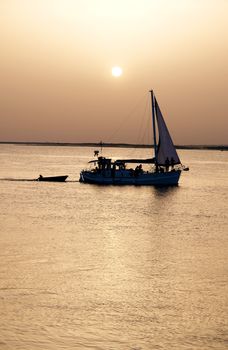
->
[153,184,180,197]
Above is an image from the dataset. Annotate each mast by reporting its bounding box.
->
[150,90,157,162]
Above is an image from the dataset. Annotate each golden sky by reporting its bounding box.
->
[0,0,227,144]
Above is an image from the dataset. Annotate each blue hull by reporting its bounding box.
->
[80,170,181,186]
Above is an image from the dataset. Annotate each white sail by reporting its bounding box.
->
[155,97,181,165]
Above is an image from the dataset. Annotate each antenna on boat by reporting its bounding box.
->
[150,90,158,163]
[100,140,103,154]
[94,140,103,157]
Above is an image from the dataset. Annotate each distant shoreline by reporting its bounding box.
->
[0,141,227,151]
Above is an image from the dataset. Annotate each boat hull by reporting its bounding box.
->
[79,170,181,186]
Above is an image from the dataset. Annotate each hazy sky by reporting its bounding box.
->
[0,0,227,145]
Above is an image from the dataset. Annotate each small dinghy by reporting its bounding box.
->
[37,175,68,182]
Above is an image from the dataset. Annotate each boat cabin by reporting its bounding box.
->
[91,156,126,172]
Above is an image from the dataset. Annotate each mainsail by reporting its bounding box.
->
[154,97,181,165]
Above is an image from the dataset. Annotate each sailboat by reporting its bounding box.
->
[79,91,187,185]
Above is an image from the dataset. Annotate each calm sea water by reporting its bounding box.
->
[0,144,227,350]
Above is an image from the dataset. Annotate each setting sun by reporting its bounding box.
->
[111,66,123,77]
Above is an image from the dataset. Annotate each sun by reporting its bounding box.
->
[112,66,123,77]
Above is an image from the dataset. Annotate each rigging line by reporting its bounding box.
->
[146,110,151,145]
[105,92,148,143]
[135,97,149,144]
[135,95,150,146]
[127,95,151,158]
[139,112,151,146]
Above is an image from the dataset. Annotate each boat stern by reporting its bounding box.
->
[79,171,85,183]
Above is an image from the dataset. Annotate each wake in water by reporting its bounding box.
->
[0,178,36,182]
[0,178,79,182]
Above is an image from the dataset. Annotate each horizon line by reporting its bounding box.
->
[0,141,227,150]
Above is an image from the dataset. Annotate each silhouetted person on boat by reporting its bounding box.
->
[134,165,139,177]
[38,174,43,180]
[171,157,175,170]
[134,164,143,177]
[165,157,170,172]
[111,164,116,178]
